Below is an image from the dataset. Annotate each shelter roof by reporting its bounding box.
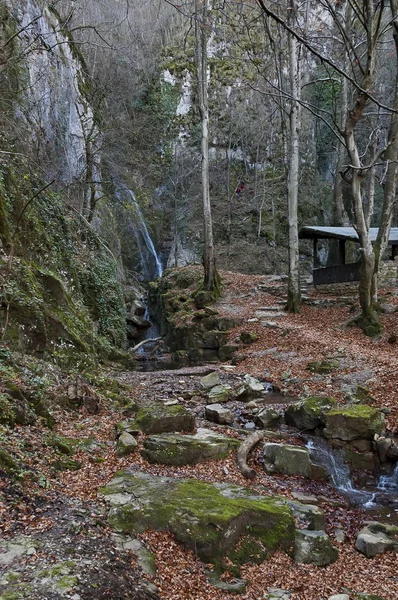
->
[299,226,398,245]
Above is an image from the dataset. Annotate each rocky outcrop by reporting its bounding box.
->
[100,471,295,571]
[141,429,239,466]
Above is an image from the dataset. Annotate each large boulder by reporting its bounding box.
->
[100,471,295,571]
[294,529,338,565]
[355,522,398,558]
[285,397,335,431]
[255,407,282,429]
[141,428,239,466]
[323,405,384,441]
[264,443,311,477]
[131,403,195,434]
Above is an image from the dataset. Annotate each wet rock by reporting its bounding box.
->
[255,407,282,428]
[205,403,234,425]
[130,403,195,434]
[101,471,295,571]
[263,443,311,477]
[200,372,221,389]
[141,429,239,466]
[117,432,138,456]
[355,521,398,558]
[294,529,338,565]
[284,396,335,431]
[323,405,384,441]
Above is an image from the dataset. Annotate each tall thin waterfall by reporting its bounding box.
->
[115,183,163,280]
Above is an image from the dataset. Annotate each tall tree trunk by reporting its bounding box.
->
[286,2,301,313]
[372,0,398,301]
[195,0,219,293]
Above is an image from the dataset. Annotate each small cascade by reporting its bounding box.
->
[114,182,163,281]
[306,438,375,506]
[378,463,398,492]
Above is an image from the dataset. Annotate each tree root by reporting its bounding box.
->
[236,431,265,479]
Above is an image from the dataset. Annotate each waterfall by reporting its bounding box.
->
[114,183,163,281]
[378,463,398,492]
[306,438,375,506]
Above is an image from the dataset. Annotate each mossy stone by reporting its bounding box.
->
[324,405,384,441]
[307,360,339,374]
[51,457,82,471]
[133,403,195,434]
[100,471,295,570]
[141,429,239,466]
[285,396,336,431]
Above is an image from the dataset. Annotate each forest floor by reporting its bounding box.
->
[1,271,398,600]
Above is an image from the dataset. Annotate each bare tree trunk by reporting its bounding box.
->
[372,0,398,301]
[195,0,219,293]
[334,71,349,226]
[286,2,301,313]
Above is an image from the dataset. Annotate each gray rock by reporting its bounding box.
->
[205,403,234,425]
[141,428,239,466]
[255,407,282,428]
[113,535,156,576]
[208,385,231,403]
[264,443,311,477]
[267,589,291,600]
[200,372,221,389]
[100,471,295,570]
[287,501,325,531]
[328,595,350,600]
[133,403,195,434]
[285,396,335,431]
[355,521,398,558]
[0,537,37,566]
[294,529,338,565]
[243,375,265,393]
[117,432,138,456]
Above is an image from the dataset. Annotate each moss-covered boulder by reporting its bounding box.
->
[100,471,295,570]
[284,397,336,431]
[208,384,231,403]
[323,405,384,441]
[141,428,239,466]
[117,432,138,456]
[132,403,195,434]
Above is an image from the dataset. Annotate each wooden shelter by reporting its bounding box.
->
[299,226,398,285]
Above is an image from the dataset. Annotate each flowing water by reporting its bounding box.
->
[305,437,398,510]
[114,182,163,281]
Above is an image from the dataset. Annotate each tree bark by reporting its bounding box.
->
[195,0,219,293]
[236,431,264,480]
[286,1,301,314]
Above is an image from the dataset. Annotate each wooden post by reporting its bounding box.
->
[338,240,346,265]
[313,238,319,268]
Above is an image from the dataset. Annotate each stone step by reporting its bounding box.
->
[257,306,283,312]
[255,310,286,319]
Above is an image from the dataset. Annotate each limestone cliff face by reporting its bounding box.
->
[0,0,129,358]
[6,0,102,216]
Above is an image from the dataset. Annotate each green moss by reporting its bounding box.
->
[102,473,295,570]
[0,448,19,473]
[301,396,336,412]
[327,404,379,418]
